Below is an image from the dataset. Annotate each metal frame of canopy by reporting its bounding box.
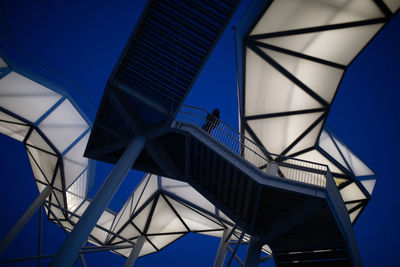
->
[236,0,397,226]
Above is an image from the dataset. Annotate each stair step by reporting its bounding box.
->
[191,139,199,182]
[228,168,239,210]
[235,174,245,216]
[198,142,205,185]
[276,248,349,266]
[216,156,224,202]
[241,179,253,220]
[222,165,231,205]
[204,147,211,191]
[208,150,217,196]
[277,259,350,267]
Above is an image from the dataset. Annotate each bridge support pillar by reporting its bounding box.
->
[50,135,146,267]
[244,236,263,267]
[124,235,145,267]
[213,228,230,267]
[0,185,52,255]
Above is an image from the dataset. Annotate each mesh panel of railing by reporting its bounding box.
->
[174,105,328,187]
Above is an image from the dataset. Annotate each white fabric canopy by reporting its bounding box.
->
[240,0,392,223]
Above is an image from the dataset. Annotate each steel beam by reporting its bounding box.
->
[214,229,230,267]
[0,185,52,255]
[226,246,244,266]
[124,235,146,267]
[38,205,43,267]
[50,135,146,267]
[244,236,263,267]
[227,231,245,267]
[325,171,362,267]
[80,254,87,267]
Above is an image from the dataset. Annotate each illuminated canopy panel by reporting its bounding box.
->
[242,0,399,156]
[238,0,398,223]
[101,174,272,258]
[0,55,92,216]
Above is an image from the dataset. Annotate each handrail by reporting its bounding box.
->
[173,105,328,187]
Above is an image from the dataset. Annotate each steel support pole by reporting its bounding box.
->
[265,162,278,176]
[124,235,146,267]
[0,185,52,256]
[244,236,263,267]
[50,135,146,267]
[214,229,230,267]
[38,205,43,267]
[80,254,87,267]
[226,231,245,267]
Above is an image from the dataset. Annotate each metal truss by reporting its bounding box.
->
[236,0,396,225]
[213,226,272,267]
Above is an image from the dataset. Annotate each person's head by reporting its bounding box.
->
[212,108,220,116]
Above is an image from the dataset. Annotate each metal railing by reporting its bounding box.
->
[173,105,328,187]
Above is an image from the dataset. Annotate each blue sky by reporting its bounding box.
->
[0,1,399,266]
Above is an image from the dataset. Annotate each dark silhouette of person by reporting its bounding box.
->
[202,108,220,133]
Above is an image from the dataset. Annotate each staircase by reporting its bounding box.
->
[188,134,259,227]
[170,106,360,267]
[83,1,361,264]
[86,102,361,266]
[274,247,350,266]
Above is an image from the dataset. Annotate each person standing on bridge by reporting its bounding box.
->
[202,108,220,134]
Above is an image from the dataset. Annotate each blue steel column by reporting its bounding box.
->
[124,235,146,267]
[213,229,230,267]
[244,236,263,267]
[0,185,52,255]
[50,135,146,267]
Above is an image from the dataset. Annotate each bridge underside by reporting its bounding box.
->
[86,0,241,155]
[84,1,359,266]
